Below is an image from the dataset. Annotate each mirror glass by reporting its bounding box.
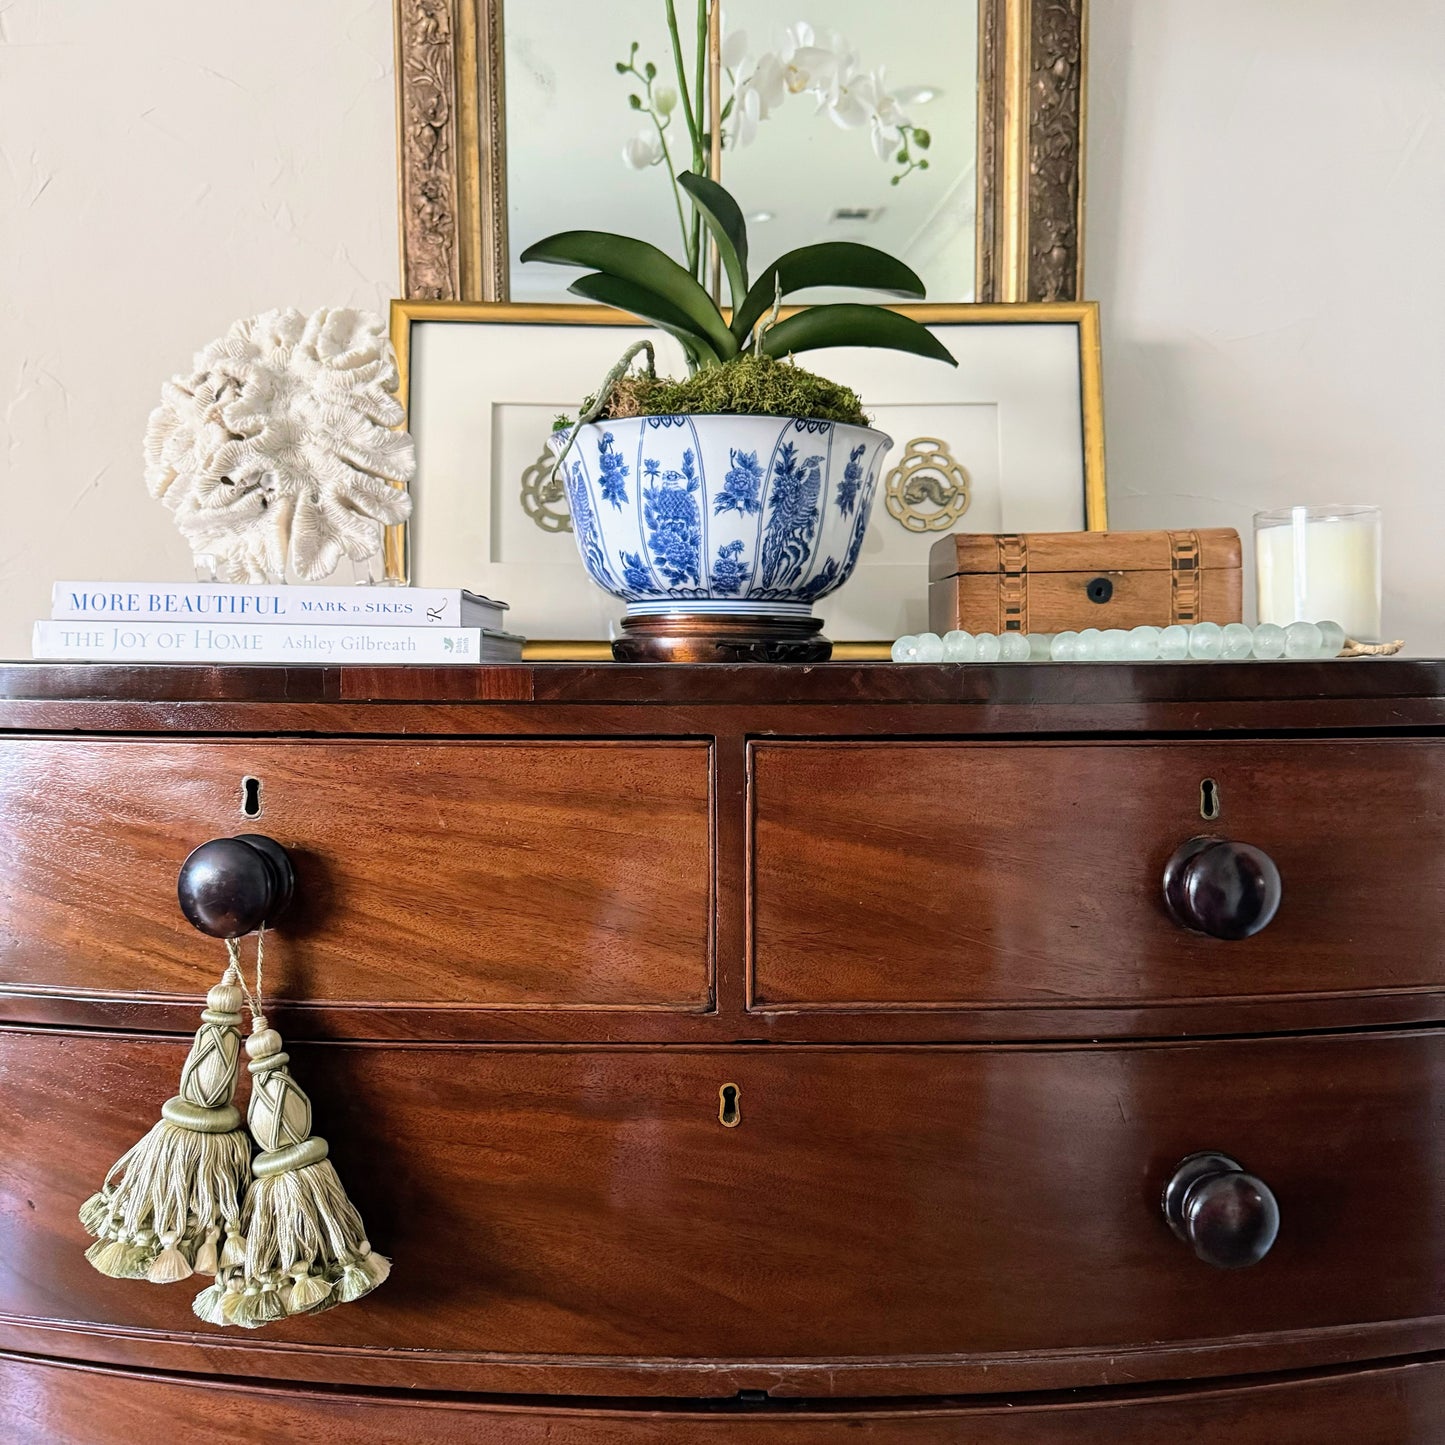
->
[504,2,979,303]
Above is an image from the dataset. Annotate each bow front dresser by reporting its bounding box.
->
[3,660,1445,1442]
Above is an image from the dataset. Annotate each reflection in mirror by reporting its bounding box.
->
[505,3,978,303]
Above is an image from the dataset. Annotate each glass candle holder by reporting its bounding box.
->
[1254,505,1382,642]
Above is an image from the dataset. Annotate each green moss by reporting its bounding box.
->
[557,353,869,430]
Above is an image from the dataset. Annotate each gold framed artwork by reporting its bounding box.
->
[394,0,1086,306]
[385,301,1106,658]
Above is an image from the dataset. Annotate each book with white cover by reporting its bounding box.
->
[50,582,508,630]
[32,620,506,664]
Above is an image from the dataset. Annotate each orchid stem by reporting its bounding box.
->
[664,0,701,157]
[656,126,691,265]
[694,0,707,168]
[623,54,695,271]
[691,0,708,282]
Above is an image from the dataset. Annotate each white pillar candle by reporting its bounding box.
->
[1254,505,1382,641]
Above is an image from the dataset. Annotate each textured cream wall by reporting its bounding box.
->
[0,1,399,657]
[3,1,1442,656]
[1087,0,1445,650]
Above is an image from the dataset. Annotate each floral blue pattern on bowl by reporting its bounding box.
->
[549,415,892,617]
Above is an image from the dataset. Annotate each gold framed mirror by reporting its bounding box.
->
[395,0,1085,305]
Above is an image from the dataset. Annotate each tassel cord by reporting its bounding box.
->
[228,927,267,1026]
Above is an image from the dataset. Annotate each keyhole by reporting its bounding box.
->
[241,776,263,819]
[1199,778,1220,821]
[718,1083,741,1128]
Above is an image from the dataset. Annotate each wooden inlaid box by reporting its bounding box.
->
[928,528,1243,635]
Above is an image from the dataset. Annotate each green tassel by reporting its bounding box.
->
[219,1227,247,1268]
[284,1269,333,1314]
[193,1225,221,1277]
[146,1238,194,1284]
[211,1015,389,1330]
[359,1247,390,1288]
[79,969,250,1286]
[231,1278,286,1329]
[191,1279,228,1326]
[334,1263,374,1304]
[78,1191,112,1235]
[85,1236,154,1280]
[219,1278,247,1323]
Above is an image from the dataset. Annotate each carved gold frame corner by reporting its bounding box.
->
[395,0,507,301]
[395,0,1086,304]
[977,0,1087,302]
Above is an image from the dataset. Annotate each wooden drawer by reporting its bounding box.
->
[751,739,1445,1011]
[5,1354,1445,1445]
[0,739,711,1010]
[5,1027,1444,1397]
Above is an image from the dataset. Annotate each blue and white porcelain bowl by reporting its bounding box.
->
[550,414,892,620]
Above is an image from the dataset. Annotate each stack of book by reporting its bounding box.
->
[32,582,525,663]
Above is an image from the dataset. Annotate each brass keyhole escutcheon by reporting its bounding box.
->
[718,1082,741,1128]
[240,776,263,819]
[1200,777,1221,821]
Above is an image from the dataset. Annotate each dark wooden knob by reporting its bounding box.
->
[1163,1151,1280,1269]
[1162,835,1281,940]
[177,833,295,939]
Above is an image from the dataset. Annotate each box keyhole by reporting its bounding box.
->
[718,1083,741,1128]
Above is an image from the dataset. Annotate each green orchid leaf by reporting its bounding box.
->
[521,230,736,358]
[677,171,749,310]
[566,273,723,367]
[756,304,958,366]
[732,243,928,342]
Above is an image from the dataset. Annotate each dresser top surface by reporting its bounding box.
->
[2,658,1443,710]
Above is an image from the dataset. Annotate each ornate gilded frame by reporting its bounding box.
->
[395,0,1086,304]
[385,300,1106,656]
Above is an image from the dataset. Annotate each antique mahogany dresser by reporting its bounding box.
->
[3,659,1445,1442]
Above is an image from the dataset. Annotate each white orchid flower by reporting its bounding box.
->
[867,69,910,160]
[731,85,761,148]
[773,23,849,98]
[789,25,859,106]
[721,27,749,70]
[871,111,905,162]
[628,17,925,170]
[784,45,839,94]
[622,129,665,170]
[730,51,786,147]
[823,68,874,129]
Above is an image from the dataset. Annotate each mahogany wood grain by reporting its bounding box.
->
[7,1352,1445,1445]
[5,1026,1445,1397]
[0,739,711,1010]
[2,667,1444,1040]
[15,978,1445,1045]
[2,658,1444,712]
[751,738,1445,1009]
[4,661,1445,1430]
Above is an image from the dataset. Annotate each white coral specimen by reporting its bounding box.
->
[144,307,415,582]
